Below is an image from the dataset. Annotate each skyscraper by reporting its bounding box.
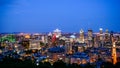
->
[112,41,117,64]
[99,28,104,47]
[88,29,93,47]
[79,29,84,43]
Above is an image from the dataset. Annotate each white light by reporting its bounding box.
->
[70,35,76,38]
[56,35,59,38]
[36,63,39,66]
[99,28,103,31]
[15,45,18,48]
[47,56,49,58]
[59,58,63,60]
[36,60,39,62]
[113,42,116,47]
[17,51,20,54]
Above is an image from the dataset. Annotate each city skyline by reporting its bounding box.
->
[0,0,120,33]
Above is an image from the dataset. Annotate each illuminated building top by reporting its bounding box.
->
[53,28,61,38]
[80,29,84,33]
[53,28,61,33]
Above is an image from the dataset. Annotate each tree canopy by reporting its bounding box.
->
[0,34,16,43]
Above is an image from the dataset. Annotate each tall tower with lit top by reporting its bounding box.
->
[99,28,103,41]
[112,40,117,64]
[105,29,109,37]
[79,29,84,43]
[99,28,104,47]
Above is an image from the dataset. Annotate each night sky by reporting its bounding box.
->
[0,0,120,33]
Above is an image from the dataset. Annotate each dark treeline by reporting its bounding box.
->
[0,57,120,68]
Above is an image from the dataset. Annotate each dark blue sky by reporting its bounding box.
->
[0,0,120,33]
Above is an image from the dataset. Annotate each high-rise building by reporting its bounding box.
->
[79,29,84,43]
[41,35,45,43]
[99,28,103,34]
[99,28,103,41]
[105,29,110,42]
[88,29,93,47]
[112,41,117,64]
[88,29,93,39]
[99,28,104,47]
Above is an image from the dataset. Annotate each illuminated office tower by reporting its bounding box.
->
[105,29,109,34]
[41,35,45,43]
[99,28,103,34]
[105,29,109,37]
[65,40,70,53]
[99,28,103,40]
[88,29,93,39]
[88,29,93,47]
[79,29,84,43]
[112,41,117,65]
[99,28,104,47]
[70,35,76,43]
[105,29,110,42]
[94,35,99,47]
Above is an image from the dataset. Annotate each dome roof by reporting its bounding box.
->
[53,28,61,33]
[70,35,76,38]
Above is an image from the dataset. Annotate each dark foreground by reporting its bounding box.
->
[0,57,120,68]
